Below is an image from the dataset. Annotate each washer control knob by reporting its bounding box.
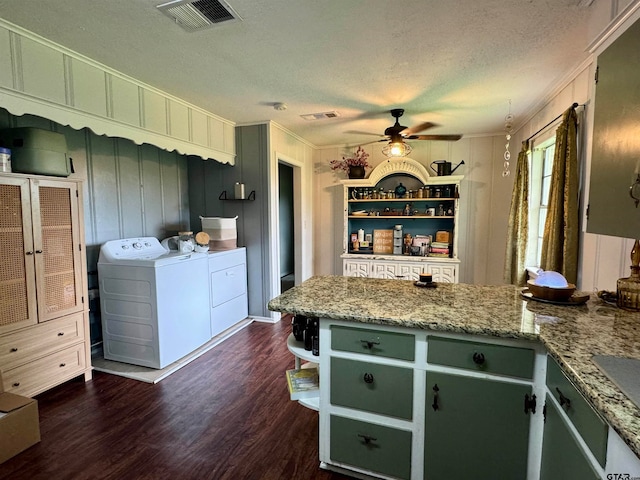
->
[132,242,142,249]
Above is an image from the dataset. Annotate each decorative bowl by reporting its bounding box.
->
[526,280,576,302]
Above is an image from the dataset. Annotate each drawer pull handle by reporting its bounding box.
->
[58,332,64,336]
[10,347,18,352]
[12,382,20,387]
[524,393,537,414]
[363,373,374,384]
[60,363,66,368]
[432,384,440,411]
[556,387,571,410]
[357,434,377,444]
[360,339,380,349]
[472,352,485,365]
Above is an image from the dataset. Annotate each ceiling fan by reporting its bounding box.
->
[354,108,463,158]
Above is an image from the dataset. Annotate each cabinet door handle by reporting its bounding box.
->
[35,250,43,254]
[472,352,485,365]
[363,373,374,384]
[524,393,537,414]
[630,174,640,208]
[556,387,571,410]
[10,347,18,352]
[26,251,34,255]
[357,433,378,444]
[360,339,380,349]
[59,363,66,368]
[58,332,64,336]
[12,382,20,387]
[432,384,440,411]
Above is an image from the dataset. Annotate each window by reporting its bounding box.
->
[528,139,556,267]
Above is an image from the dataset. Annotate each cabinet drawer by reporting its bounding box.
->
[330,357,413,419]
[427,336,535,379]
[331,325,415,361]
[330,415,411,480]
[2,343,86,397]
[210,263,247,307]
[546,356,608,467]
[0,312,85,371]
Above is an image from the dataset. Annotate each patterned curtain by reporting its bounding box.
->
[504,141,530,286]
[540,106,579,284]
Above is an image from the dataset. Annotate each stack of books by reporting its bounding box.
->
[429,241,451,258]
[285,366,319,400]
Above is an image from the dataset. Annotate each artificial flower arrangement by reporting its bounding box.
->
[329,146,370,174]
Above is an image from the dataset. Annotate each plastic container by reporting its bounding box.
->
[0,128,71,177]
[0,147,10,172]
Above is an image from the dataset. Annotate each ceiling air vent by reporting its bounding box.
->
[157,0,241,32]
[301,111,341,121]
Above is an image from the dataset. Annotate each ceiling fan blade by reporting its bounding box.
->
[413,134,463,141]
[400,122,438,136]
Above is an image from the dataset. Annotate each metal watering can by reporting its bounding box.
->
[430,160,465,176]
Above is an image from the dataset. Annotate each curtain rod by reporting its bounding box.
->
[525,102,584,143]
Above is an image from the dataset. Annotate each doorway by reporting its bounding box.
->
[279,162,295,292]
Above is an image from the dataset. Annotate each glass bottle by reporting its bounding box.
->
[178,231,195,252]
[617,239,640,311]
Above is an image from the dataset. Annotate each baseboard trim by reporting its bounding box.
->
[250,315,280,324]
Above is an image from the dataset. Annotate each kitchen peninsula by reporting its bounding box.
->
[268,275,640,480]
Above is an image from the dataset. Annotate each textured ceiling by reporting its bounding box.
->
[0,0,595,147]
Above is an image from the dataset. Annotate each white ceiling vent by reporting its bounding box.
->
[157,0,241,32]
[301,111,341,121]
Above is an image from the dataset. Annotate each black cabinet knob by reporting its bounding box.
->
[357,433,377,444]
[556,387,571,410]
[363,373,374,384]
[360,339,380,350]
[472,352,485,365]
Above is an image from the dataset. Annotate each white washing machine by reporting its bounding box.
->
[98,237,211,369]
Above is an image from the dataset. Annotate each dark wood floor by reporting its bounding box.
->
[0,318,351,480]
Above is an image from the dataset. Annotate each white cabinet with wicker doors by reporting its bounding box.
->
[0,173,91,396]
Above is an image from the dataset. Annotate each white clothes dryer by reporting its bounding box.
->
[98,237,211,369]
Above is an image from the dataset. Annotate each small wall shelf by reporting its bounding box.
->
[219,190,256,201]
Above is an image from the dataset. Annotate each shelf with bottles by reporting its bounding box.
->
[341,158,463,270]
[349,183,459,202]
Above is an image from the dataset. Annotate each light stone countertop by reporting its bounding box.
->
[267,275,640,459]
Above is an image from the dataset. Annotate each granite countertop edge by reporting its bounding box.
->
[267,275,640,459]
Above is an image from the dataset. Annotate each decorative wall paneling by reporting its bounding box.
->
[188,121,315,320]
[0,19,235,164]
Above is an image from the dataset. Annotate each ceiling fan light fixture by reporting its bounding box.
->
[383,140,412,158]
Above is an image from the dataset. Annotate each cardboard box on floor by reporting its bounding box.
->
[0,372,40,464]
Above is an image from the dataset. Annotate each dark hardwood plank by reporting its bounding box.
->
[0,318,351,480]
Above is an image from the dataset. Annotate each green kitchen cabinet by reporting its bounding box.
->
[540,395,601,480]
[424,371,533,480]
[588,15,640,238]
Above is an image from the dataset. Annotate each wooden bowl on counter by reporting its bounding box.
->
[526,280,576,302]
